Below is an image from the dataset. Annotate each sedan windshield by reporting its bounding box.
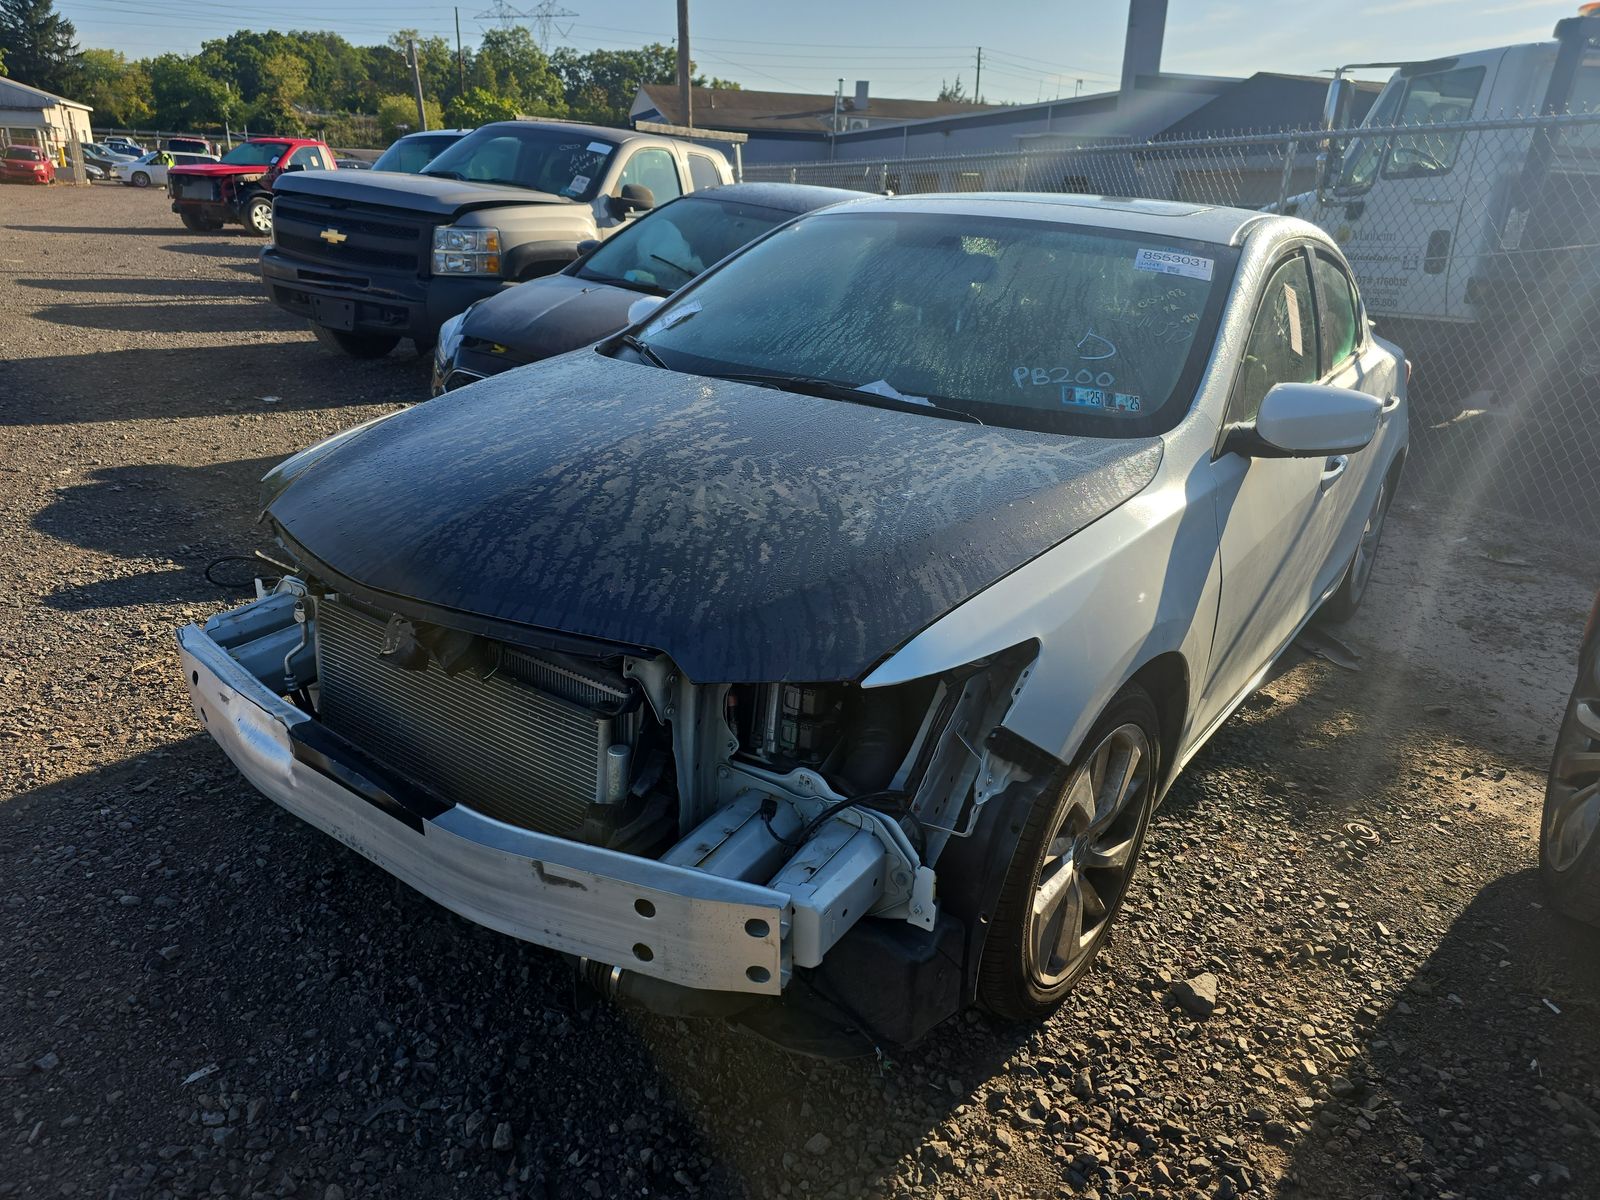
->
[421,126,614,197]
[220,141,292,166]
[373,133,463,173]
[633,209,1236,434]
[578,196,794,294]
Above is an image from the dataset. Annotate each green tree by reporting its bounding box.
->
[75,48,152,126]
[0,0,78,94]
[552,43,677,124]
[472,26,562,116]
[385,30,458,108]
[376,92,442,142]
[146,53,236,130]
[937,76,968,103]
[445,86,519,128]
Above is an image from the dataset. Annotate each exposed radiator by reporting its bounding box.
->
[313,599,615,835]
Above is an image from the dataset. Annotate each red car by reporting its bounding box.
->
[1,146,55,184]
[167,137,335,237]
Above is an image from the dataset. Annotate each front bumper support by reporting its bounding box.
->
[177,620,787,996]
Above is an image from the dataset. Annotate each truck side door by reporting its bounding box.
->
[1317,59,1500,321]
[596,146,686,236]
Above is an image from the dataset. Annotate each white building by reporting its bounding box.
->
[0,76,93,178]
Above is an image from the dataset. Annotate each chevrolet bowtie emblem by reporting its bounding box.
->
[319,227,348,244]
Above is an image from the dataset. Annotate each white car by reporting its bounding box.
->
[177,194,1407,1049]
[115,150,217,188]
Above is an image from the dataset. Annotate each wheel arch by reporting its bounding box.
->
[1125,650,1189,799]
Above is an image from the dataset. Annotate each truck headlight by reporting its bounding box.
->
[432,226,501,275]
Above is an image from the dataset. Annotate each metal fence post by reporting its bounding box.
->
[1276,133,1299,210]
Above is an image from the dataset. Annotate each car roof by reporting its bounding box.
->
[397,129,472,140]
[826,192,1271,246]
[684,182,868,214]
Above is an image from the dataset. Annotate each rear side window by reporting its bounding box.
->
[1312,253,1361,372]
[288,146,325,171]
[1230,253,1318,425]
[688,153,722,191]
[617,147,683,204]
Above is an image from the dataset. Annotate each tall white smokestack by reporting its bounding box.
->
[1120,0,1168,95]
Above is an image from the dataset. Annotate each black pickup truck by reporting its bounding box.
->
[260,120,735,358]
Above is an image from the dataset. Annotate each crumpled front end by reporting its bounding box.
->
[180,575,1045,1044]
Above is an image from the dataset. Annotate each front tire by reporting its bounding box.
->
[245,194,273,237]
[313,325,400,359]
[978,685,1161,1020]
[180,211,220,233]
[1542,643,1600,925]
[131,171,150,188]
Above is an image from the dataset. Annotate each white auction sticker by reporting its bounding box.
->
[587,141,611,154]
[1134,248,1214,281]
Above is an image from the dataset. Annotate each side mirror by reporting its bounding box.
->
[575,238,600,257]
[607,183,655,219]
[1252,383,1381,457]
[1322,77,1354,131]
[627,295,667,327]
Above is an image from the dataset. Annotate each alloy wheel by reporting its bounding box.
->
[249,199,273,235]
[1028,722,1152,988]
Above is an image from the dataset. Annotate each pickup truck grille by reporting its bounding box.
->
[313,600,618,835]
[273,195,432,276]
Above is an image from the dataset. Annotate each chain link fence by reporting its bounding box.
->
[748,115,1600,533]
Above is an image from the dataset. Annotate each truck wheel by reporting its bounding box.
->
[977,684,1160,1021]
[180,211,220,233]
[313,325,400,359]
[131,171,150,188]
[245,195,274,237]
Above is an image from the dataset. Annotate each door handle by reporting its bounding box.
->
[1321,455,1349,490]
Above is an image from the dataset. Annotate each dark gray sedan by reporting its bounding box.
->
[430,182,860,395]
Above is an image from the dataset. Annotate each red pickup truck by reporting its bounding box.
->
[168,137,336,236]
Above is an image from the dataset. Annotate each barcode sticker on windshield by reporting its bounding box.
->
[1134,248,1214,281]
[569,175,590,193]
[587,141,611,154]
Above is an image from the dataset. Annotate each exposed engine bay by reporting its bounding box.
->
[206,572,1040,1015]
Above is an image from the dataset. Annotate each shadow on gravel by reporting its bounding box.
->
[1277,870,1600,1199]
[0,343,425,426]
[33,456,283,609]
[158,239,263,258]
[2,223,184,236]
[16,276,262,298]
[0,737,1025,1200]
[30,299,299,336]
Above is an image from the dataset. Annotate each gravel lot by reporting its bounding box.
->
[4,183,1600,1200]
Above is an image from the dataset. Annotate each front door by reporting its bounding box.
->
[1199,249,1352,724]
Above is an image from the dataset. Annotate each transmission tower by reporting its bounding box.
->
[475,0,533,30]
[530,0,577,48]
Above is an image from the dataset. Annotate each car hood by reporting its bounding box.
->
[267,353,1162,682]
[274,168,570,217]
[461,273,638,365]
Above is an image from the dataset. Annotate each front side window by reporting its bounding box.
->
[617,147,683,204]
[634,210,1237,435]
[1229,253,1318,426]
[221,141,291,167]
[1336,78,1405,194]
[422,126,614,198]
[1312,253,1361,371]
[578,196,791,293]
[1383,66,1485,179]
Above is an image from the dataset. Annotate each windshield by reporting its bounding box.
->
[421,125,614,197]
[373,133,462,174]
[220,141,292,166]
[578,196,794,294]
[630,209,1234,435]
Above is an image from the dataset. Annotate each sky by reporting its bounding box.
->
[59,0,1578,102]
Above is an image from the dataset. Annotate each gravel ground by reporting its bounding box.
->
[4,184,1600,1200]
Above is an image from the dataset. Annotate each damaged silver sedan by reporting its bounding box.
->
[179,194,1407,1048]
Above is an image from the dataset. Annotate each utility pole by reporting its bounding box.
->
[408,39,429,131]
[455,8,465,96]
[974,46,982,103]
[675,0,692,129]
